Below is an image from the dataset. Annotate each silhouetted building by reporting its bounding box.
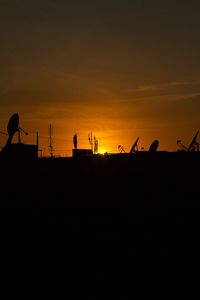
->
[1,143,38,159]
[72,149,93,157]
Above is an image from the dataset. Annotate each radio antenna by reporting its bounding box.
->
[48,124,54,157]
[88,131,93,152]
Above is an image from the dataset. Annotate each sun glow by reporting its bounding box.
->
[98,149,108,155]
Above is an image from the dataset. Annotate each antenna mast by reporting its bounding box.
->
[88,131,93,152]
[48,124,54,157]
[94,136,98,154]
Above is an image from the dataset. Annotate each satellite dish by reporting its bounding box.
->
[130,137,140,154]
[7,113,19,137]
[188,130,199,151]
[5,113,20,145]
[118,145,126,153]
[149,140,159,152]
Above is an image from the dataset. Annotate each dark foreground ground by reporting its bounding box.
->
[1,152,200,296]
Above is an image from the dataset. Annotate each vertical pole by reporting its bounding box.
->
[49,124,53,157]
[88,131,93,153]
[36,132,39,158]
[91,131,93,152]
[36,132,39,148]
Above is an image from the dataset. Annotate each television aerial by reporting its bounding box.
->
[6,113,28,145]
[149,140,159,152]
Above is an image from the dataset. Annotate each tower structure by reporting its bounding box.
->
[48,124,54,157]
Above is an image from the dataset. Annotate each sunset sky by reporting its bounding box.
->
[0,0,200,156]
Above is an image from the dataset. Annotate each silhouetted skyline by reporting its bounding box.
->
[0,1,200,155]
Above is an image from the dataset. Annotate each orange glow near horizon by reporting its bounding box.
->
[98,148,108,155]
[0,83,200,157]
[0,108,198,157]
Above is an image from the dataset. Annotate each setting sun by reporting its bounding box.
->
[98,149,108,155]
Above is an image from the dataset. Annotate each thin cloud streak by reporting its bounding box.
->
[136,81,200,92]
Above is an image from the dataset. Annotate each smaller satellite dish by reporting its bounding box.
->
[7,113,19,137]
[149,140,159,152]
[118,145,126,153]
